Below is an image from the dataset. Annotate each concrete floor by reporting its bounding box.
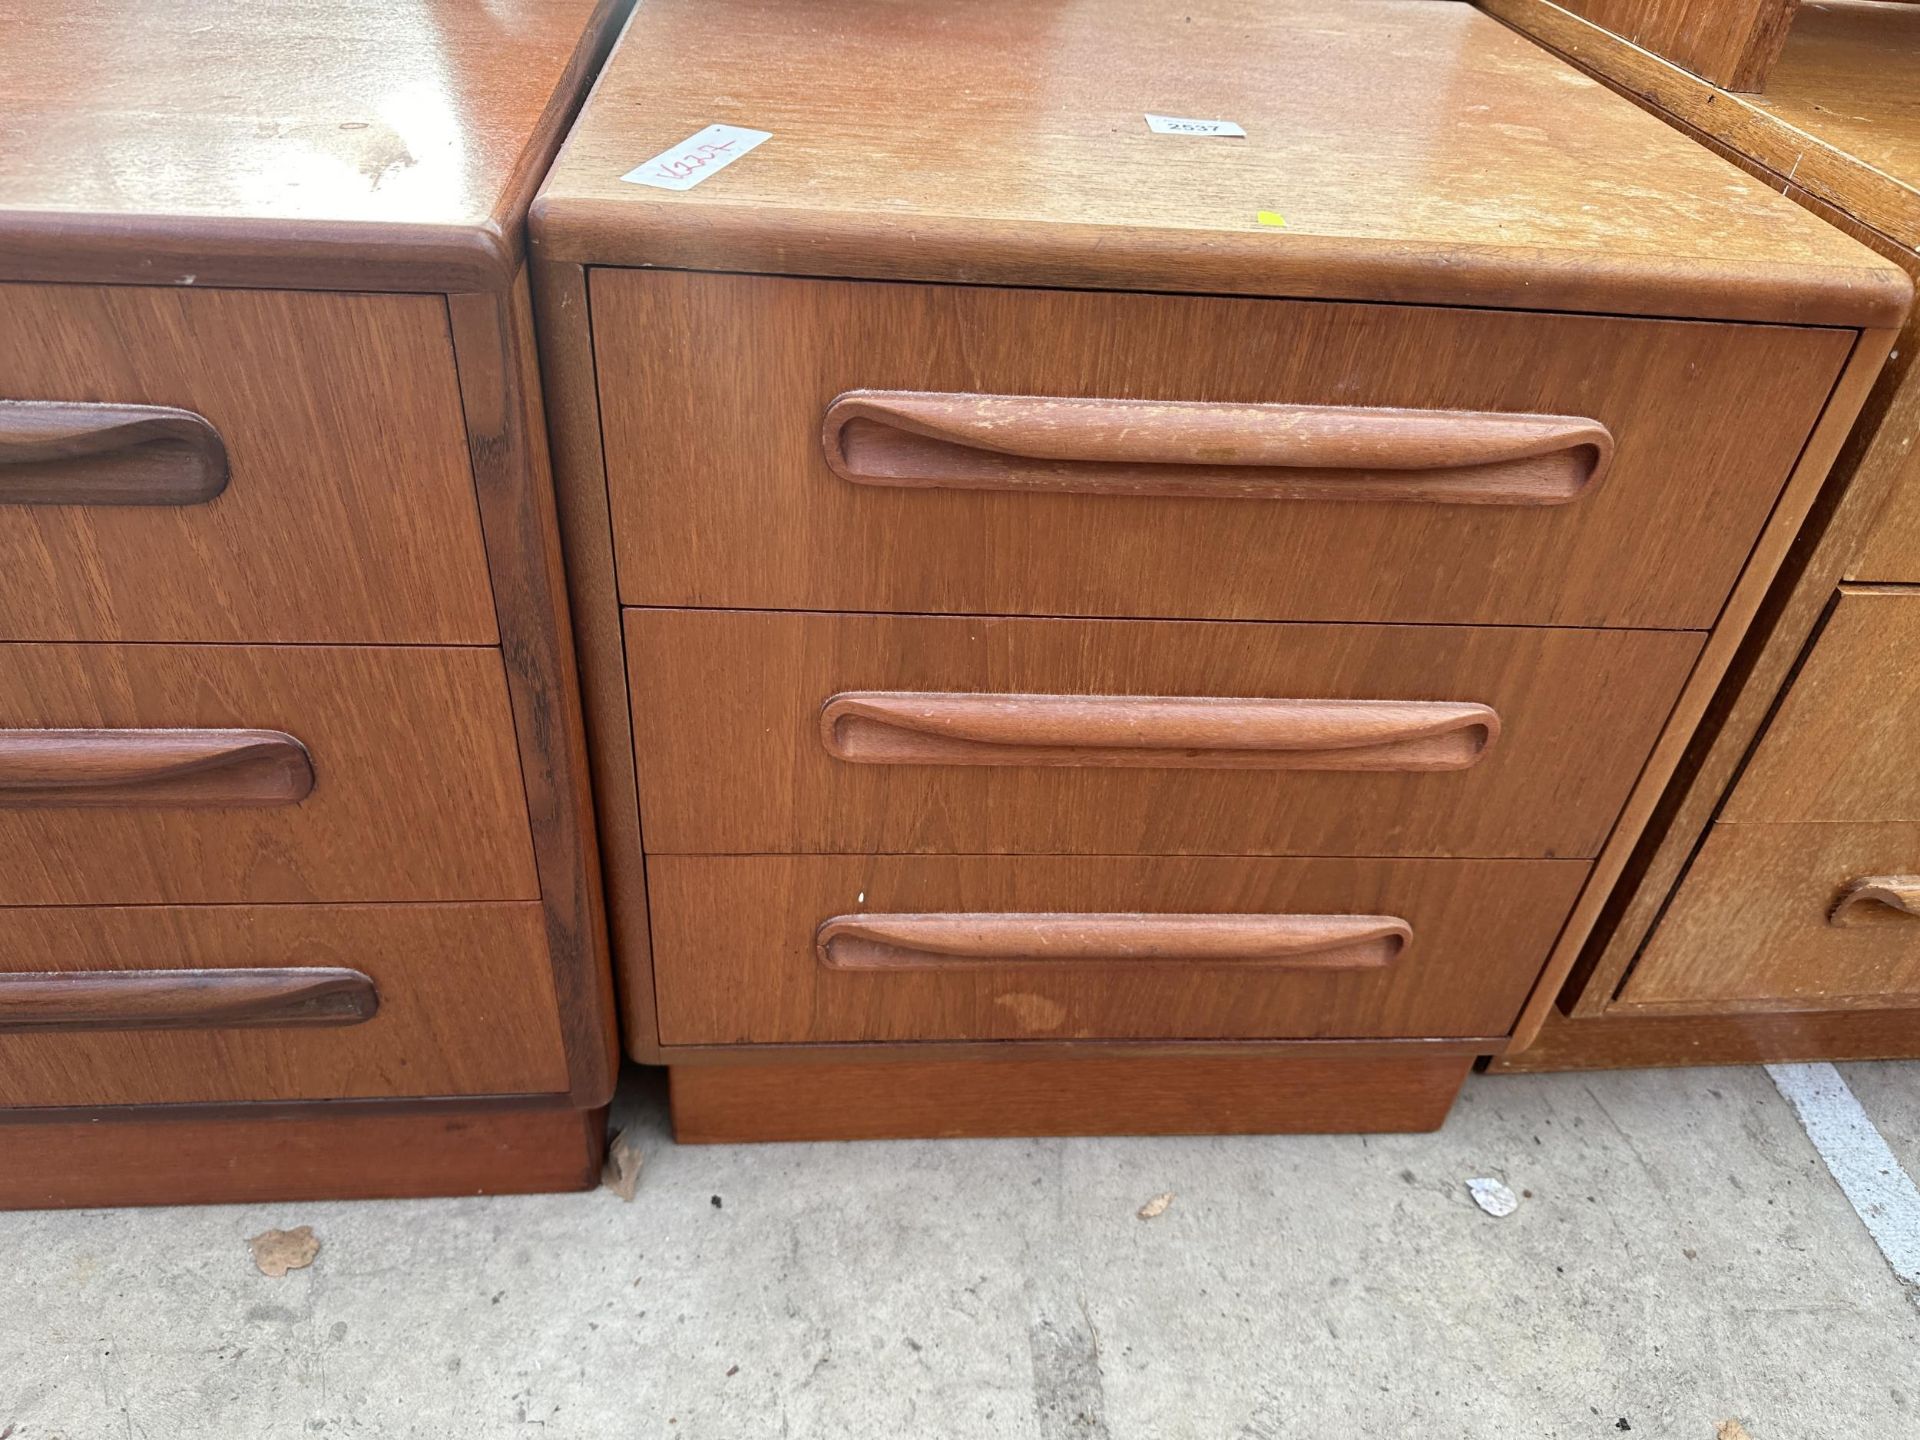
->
[3,1063,1916,1438]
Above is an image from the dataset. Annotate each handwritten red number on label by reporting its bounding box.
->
[649,134,745,184]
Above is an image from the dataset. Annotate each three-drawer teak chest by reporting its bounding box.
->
[530,0,1911,1140]
[0,0,630,1204]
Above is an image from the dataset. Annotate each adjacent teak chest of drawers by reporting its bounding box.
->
[0,0,628,1204]
[532,0,1908,1141]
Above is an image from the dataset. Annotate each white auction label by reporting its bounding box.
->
[1144,113,1246,138]
[622,124,771,191]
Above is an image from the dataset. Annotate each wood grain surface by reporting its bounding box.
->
[1500,316,1894,1041]
[1481,167,1917,1020]
[0,285,496,643]
[1540,0,1802,90]
[626,608,1701,860]
[1723,588,1920,824]
[1482,0,1920,1048]
[1622,821,1920,1010]
[1844,358,1920,579]
[0,0,627,290]
[646,854,1588,1044]
[532,0,1905,325]
[1753,0,1920,230]
[449,272,619,1107]
[0,1101,604,1208]
[0,644,538,905]
[0,903,568,1105]
[670,1053,1473,1142]
[593,272,1849,629]
[1743,0,1920,230]
[1487,1003,1920,1071]
[530,260,661,1060]
[1483,0,1920,251]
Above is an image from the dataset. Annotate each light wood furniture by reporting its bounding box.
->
[532,0,1908,1140]
[0,0,629,1204]
[1495,0,1920,93]
[1532,0,1805,90]
[1483,0,1920,1071]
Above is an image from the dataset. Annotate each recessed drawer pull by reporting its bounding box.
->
[0,728,314,808]
[0,400,229,506]
[819,692,1499,771]
[816,912,1411,972]
[822,392,1612,506]
[1829,875,1920,926]
[0,967,377,1033]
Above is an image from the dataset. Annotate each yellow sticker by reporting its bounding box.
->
[1256,210,1286,228]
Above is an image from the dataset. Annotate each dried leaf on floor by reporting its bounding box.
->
[1465,1177,1520,1218]
[1716,1422,1755,1440]
[602,1128,645,1202]
[1137,1192,1174,1220]
[247,1226,320,1277]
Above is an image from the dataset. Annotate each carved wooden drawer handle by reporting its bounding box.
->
[1830,876,1920,926]
[822,392,1612,506]
[0,400,229,505]
[820,693,1498,771]
[0,729,314,807]
[816,912,1411,971]
[0,967,377,1033]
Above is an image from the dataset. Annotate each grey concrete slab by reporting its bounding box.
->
[1841,1059,1920,1180]
[2,1065,1916,1439]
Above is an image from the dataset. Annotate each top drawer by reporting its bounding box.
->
[0,284,498,644]
[591,271,1849,629]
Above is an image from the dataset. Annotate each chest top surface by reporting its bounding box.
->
[532,0,1907,326]
[0,0,623,290]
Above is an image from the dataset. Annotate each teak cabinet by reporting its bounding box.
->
[532,0,1909,1140]
[0,0,630,1206]
[1485,0,1920,1071]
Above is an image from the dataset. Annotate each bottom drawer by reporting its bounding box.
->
[0,904,569,1105]
[648,855,1588,1044]
[1622,821,1920,1011]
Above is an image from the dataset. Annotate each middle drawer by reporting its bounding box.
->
[627,609,1703,859]
[0,643,538,905]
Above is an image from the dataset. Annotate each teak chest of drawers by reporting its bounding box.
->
[532,0,1909,1140]
[0,0,628,1204]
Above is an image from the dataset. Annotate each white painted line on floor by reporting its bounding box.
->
[1768,1062,1920,1293]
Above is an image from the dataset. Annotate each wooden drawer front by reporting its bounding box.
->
[592,270,1846,629]
[648,854,1588,1043]
[626,609,1701,859]
[0,903,569,1105]
[0,284,497,643]
[1725,587,1920,824]
[1622,822,1920,1012]
[0,644,538,905]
